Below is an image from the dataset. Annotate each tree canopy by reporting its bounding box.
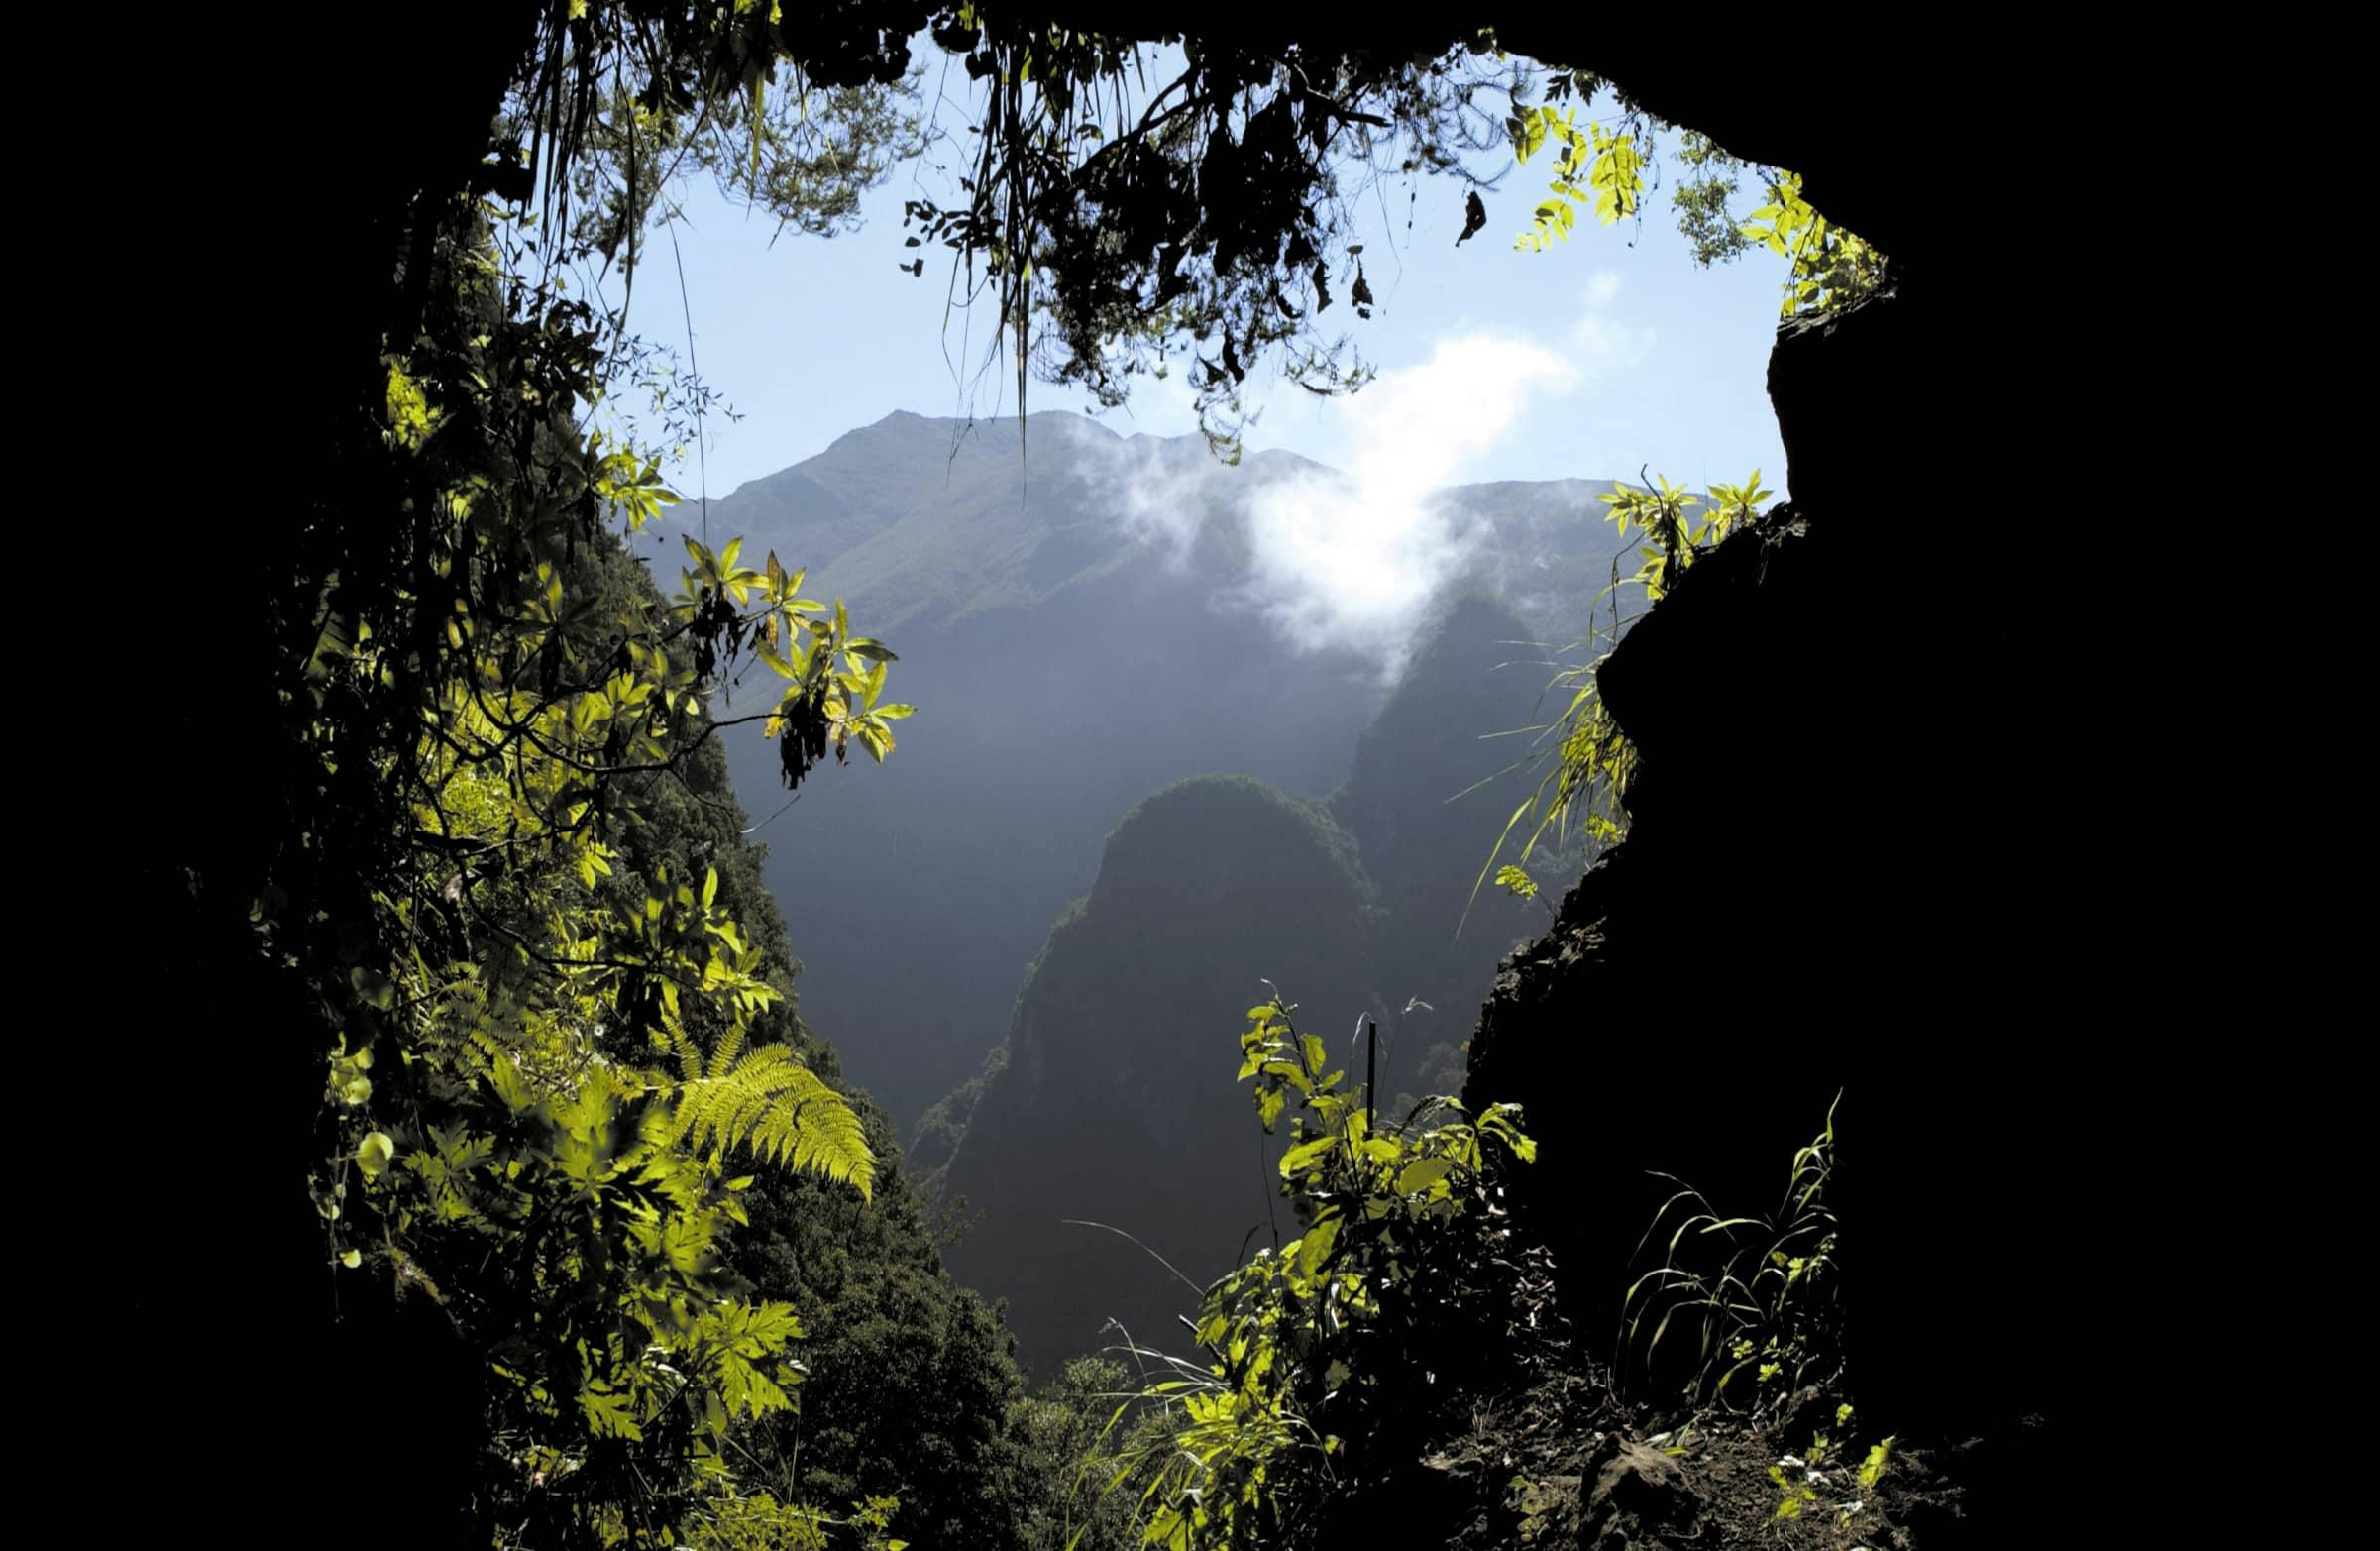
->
[472,8,1882,456]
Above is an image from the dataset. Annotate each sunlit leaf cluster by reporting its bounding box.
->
[1085,994,1536,1549]
[1509,83,1644,252]
[1508,77,1888,317]
[1600,469,1772,605]
[281,181,915,1544]
[1469,470,1776,910]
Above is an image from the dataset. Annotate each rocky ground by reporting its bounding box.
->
[1416,1363,2003,1551]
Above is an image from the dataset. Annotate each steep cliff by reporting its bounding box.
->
[1329,592,1566,1107]
[1457,109,2098,1544]
[938,776,1377,1376]
[925,590,1579,1377]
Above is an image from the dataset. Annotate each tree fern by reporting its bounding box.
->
[667,1011,874,1200]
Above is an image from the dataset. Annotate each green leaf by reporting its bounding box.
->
[350,966,395,1011]
[1260,1059,1312,1094]
[581,1385,644,1441]
[1396,1158,1455,1195]
[1280,1135,1338,1178]
[357,1131,395,1180]
[488,1053,533,1115]
[1295,1213,1341,1278]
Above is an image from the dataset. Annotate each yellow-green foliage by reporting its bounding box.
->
[680,1492,907,1551]
[1087,995,1535,1549]
[1510,77,1888,318]
[1765,1415,1892,1526]
[1739,169,1889,317]
[1511,101,1647,251]
[1600,471,1772,606]
[1466,471,1774,912]
[664,1008,875,1196]
[1620,1097,1843,1416]
[290,204,920,1545]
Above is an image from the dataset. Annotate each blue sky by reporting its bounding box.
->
[606,75,1796,510]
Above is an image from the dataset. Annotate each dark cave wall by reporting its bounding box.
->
[1457,64,2108,1472]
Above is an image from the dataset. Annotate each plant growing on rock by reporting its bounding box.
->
[1084,991,1540,1548]
[1510,73,1890,319]
[1616,1094,1844,1417]
[1466,470,1777,912]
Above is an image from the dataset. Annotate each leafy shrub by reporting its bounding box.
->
[1002,1358,1172,1551]
[1511,73,1890,319]
[680,1492,906,1551]
[1086,992,1539,1548]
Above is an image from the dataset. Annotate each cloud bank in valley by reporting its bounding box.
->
[1089,273,1653,680]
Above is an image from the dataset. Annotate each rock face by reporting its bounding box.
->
[928,595,1569,1378]
[1583,1438,1705,1551]
[1328,593,1564,1108]
[1457,55,2111,1524]
[938,775,1377,1375]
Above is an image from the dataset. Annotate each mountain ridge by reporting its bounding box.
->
[700,410,1637,1129]
[918,591,1573,1379]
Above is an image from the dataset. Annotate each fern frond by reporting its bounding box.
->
[659,1002,702,1083]
[465,1024,505,1072]
[434,966,489,1024]
[705,1016,748,1082]
[669,1043,873,1200]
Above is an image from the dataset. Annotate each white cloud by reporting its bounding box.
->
[1089,280,1654,680]
[1231,334,1571,674]
[1569,270,1656,374]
